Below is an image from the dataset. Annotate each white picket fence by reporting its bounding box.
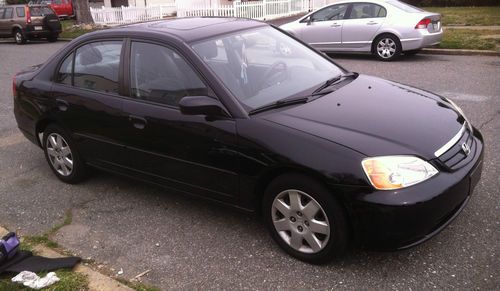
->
[91,0,337,25]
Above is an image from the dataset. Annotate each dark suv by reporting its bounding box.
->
[0,4,61,44]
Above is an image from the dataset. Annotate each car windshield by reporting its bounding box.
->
[387,1,425,13]
[192,27,343,110]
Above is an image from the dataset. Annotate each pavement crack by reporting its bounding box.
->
[478,111,500,130]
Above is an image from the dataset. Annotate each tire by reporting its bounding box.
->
[47,35,58,42]
[373,34,402,61]
[43,124,87,184]
[14,29,26,45]
[262,173,349,264]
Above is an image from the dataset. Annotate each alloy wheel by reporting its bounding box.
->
[377,38,396,59]
[15,32,22,43]
[46,133,74,176]
[271,189,330,254]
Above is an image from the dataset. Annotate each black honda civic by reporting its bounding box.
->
[13,18,483,263]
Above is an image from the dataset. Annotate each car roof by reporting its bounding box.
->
[106,17,268,43]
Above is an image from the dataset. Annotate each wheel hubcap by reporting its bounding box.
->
[377,38,396,58]
[46,133,73,176]
[15,32,22,42]
[271,190,330,254]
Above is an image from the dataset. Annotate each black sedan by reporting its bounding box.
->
[13,17,483,263]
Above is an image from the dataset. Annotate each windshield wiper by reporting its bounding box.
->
[248,96,310,115]
[312,72,358,96]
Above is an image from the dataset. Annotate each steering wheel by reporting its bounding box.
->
[261,61,288,89]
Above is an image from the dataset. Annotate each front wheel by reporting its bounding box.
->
[373,34,402,61]
[263,174,349,264]
[43,124,87,184]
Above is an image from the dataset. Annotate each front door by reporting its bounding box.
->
[119,41,239,202]
[341,3,386,49]
[300,3,349,51]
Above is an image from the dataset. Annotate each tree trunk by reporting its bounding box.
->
[73,0,94,24]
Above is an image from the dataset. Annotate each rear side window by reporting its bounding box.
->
[29,6,55,16]
[348,3,386,19]
[56,52,73,85]
[130,42,209,107]
[16,7,25,18]
[4,8,13,19]
[73,41,123,94]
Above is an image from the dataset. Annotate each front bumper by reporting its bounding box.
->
[348,129,483,250]
[401,29,443,51]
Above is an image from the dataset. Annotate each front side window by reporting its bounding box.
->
[309,4,348,22]
[130,42,209,107]
[348,3,387,19]
[74,41,122,94]
[192,27,343,110]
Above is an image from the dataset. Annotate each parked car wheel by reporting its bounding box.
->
[47,35,59,42]
[263,174,349,264]
[43,124,86,183]
[373,34,401,61]
[14,29,27,45]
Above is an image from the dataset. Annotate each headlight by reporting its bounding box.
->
[361,156,438,190]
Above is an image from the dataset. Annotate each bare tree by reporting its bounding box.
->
[73,0,94,24]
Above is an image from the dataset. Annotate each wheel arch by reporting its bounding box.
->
[11,25,23,35]
[35,118,61,147]
[371,31,401,53]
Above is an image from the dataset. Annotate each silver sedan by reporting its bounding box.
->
[280,0,442,61]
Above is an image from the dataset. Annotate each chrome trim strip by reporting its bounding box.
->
[434,124,466,157]
[310,41,341,45]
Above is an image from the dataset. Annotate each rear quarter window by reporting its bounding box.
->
[16,7,25,18]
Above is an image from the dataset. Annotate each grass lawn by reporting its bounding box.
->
[59,19,99,39]
[0,270,88,291]
[439,28,500,51]
[423,6,500,26]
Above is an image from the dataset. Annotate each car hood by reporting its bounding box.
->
[263,74,465,159]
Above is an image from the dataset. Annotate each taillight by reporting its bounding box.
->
[25,6,31,24]
[12,75,17,98]
[415,18,431,29]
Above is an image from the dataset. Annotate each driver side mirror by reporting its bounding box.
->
[179,96,229,118]
[307,16,313,25]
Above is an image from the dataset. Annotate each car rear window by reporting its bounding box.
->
[29,6,55,16]
[387,1,425,13]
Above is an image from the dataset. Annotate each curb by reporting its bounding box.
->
[0,226,132,291]
[421,48,500,57]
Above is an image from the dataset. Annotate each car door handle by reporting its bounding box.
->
[367,22,378,25]
[128,115,147,130]
[56,99,69,112]
[330,23,341,27]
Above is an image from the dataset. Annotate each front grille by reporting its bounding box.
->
[437,127,475,170]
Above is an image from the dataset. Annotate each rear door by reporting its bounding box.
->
[0,8,14,36]
[300,3,349,51]
[0,8,7,36]
[341,3,386,49]
[119,40,239,202]
[50,39,128,165]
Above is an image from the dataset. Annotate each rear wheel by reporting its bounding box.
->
[43,124,87,184]
[263,174,349,264]
[373,34,401,61]
[14,29,26,45]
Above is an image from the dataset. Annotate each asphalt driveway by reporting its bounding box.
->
[0,40,498,289]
